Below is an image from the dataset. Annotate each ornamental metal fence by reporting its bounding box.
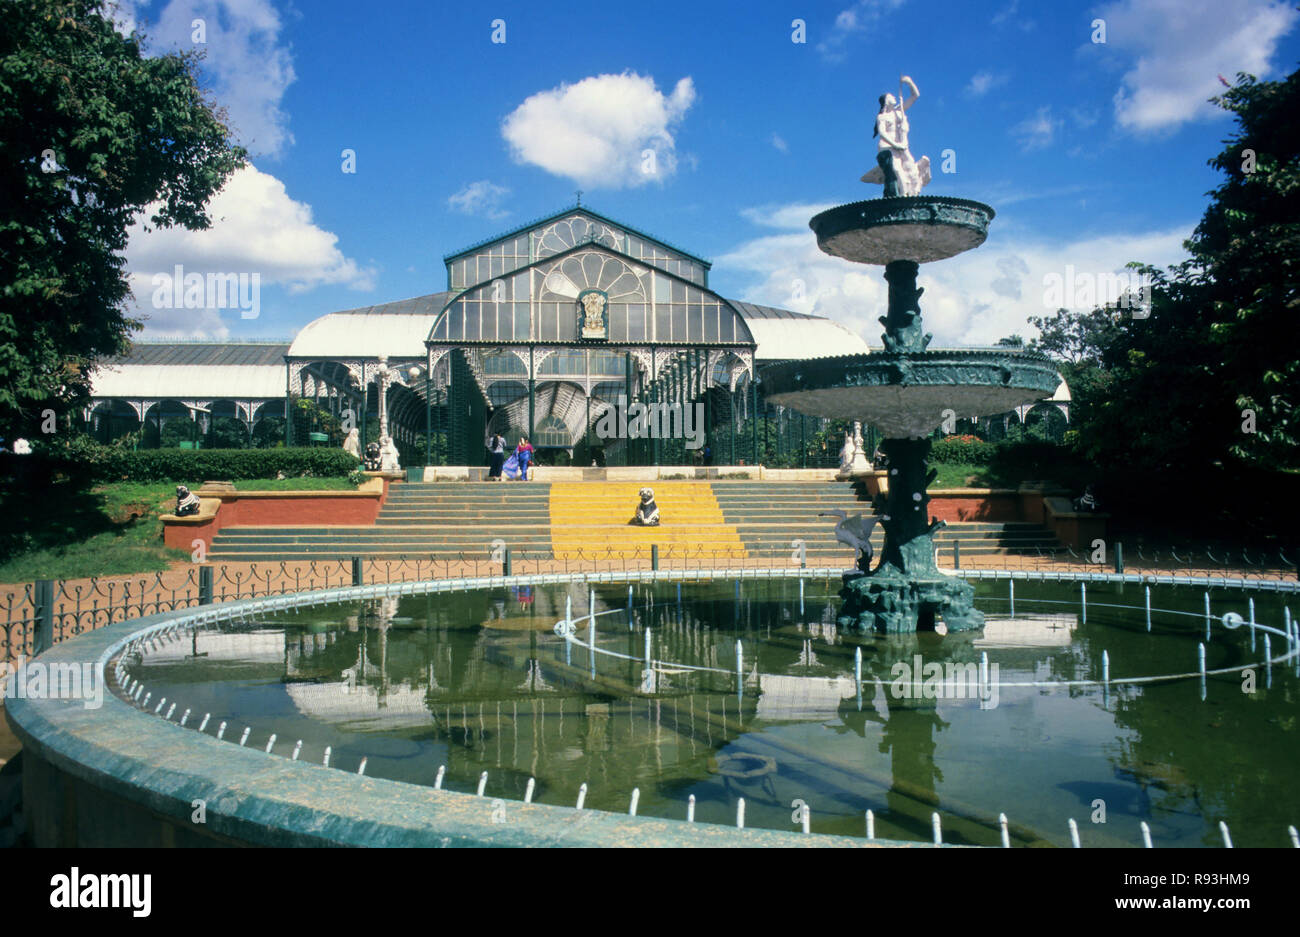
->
[2,542,1296,666]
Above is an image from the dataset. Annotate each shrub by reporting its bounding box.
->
[929,435,996,465]
[13,442,360,484]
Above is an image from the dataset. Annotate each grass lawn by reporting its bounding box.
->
[931,462,997,488]
[228,477,358,491]
[0,477,358,584]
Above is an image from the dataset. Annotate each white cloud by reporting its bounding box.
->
[102,0,139,35]
[965,71,1008,98]
[715,202,1193,348]
[141,0,297,159]
[501,72,696,189]
[448,180,511,220]
[1069,107,1101,129]
[124,165,375,336]
[740,202,835,229]
[1098,0,1298,133]
[991,0,1034,31]
[771,133,789,153]
[1012,106,1062,150]
[817,0,906,61]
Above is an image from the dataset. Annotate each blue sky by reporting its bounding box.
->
[114,0,1300,346]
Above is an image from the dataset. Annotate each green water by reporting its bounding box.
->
[123,579,1299,847]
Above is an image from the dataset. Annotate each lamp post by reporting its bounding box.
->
[365,356,422,466]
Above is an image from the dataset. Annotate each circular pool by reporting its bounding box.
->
[70,571,1300,848]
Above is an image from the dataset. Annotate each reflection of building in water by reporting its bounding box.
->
[756,675,856,722]
[974,614,1076,648]
[190,587,910,807]
[285,682,438,731]
[144,630,286,664]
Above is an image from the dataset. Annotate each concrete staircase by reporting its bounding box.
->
[206,479,1063,563]
[209,482,556,562]
[711,480,1063,562]
[548,481,746,559]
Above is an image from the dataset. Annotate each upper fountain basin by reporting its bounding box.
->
[810,196,995,265]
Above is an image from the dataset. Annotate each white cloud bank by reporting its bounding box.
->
[124,166,375,336]
[501,72,696,189]
[1098,0,1298,133]
[715,202,1193,348]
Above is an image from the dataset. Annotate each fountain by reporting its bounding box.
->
[763,76,1060,633]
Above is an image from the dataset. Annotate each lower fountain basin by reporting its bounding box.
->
[810,197,995,265]
[761,351,1061,437]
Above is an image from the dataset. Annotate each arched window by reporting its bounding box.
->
[534,415,572,448]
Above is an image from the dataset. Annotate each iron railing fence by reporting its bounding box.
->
[3,542,1297,665]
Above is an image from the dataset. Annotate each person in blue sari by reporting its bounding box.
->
[514,436,534,481]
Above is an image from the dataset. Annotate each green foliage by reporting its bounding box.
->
[223,477,358,491]
[209,417,250,449]
[0,475,360,582]
[1071,70,1300,474]
[9,442,360,484]
[252,415,286,448]
[292,398,346,445]
[0,1,247,438]
[0,480,185,582]
[159,418,201,448]
[926,435,1088,489]
[929,435,996,465]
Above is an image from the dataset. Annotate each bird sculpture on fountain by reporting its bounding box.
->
[819,509,882,574]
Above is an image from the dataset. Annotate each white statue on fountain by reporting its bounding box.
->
[861,75,931,198]
[837,421,874,478]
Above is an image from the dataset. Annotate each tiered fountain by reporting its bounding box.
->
[763,77,1060,633]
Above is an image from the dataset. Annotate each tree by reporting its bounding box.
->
[0,1,245,436]
[1022,305,1126,437]
[1026,307,1123,367]
[1192,71,1300,470]
[1081,69,1300,475]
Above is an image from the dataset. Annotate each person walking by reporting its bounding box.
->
[486,432,506,480]
[514,436,534,481]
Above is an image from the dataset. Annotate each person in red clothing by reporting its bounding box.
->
[514,436,534,481]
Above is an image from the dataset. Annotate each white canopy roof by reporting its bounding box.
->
[731,302,873,362]
[286,294,450,360]
[90,363,286,400]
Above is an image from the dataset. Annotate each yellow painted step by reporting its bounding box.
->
[548,481,747,557]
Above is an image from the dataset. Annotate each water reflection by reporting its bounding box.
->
[129,579,1298,847]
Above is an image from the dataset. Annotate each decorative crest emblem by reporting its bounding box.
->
[577,289,608,341]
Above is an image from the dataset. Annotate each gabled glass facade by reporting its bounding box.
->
[444,209,709,292]
[430,246,750,346]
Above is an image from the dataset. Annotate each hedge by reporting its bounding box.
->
[929,436,996,465]
[2,446,360,484]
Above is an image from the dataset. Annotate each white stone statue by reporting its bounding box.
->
[379,435,401,473]
[342,428,361,459]
[838,432,856,476]
[861,75,931,197]
[837,422,873,478]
